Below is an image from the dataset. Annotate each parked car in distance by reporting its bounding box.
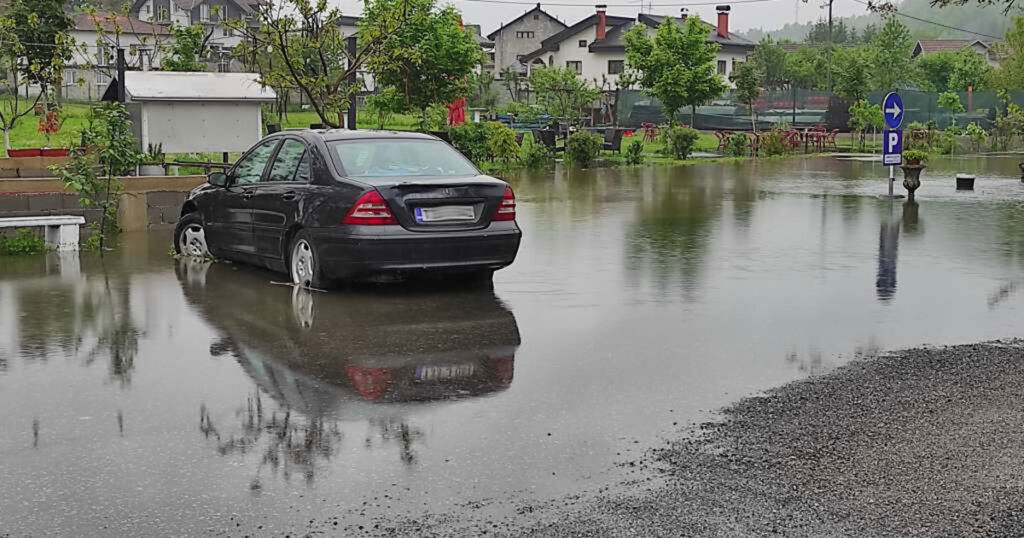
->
[174,130,522,287]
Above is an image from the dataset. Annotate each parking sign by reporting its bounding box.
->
[883,129,903,165]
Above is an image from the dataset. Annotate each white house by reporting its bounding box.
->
[64,13,170,101]
[487,4,566,75]
[521,5,755,88]
[130,0,264,68]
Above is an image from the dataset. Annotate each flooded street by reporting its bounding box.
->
[2,156,1024,535]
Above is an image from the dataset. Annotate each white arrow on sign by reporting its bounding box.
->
[885,102,902,117]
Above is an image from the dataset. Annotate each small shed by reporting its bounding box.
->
[103,72,276,154]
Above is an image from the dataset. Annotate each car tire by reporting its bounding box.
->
[174,213,212,257]
[288,230,330,289]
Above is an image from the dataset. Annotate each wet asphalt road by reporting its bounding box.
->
[2,156,1024,536]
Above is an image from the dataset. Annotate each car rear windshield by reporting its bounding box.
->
[330,139,478,178]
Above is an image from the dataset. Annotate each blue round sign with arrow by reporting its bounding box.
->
[883,92,904,130]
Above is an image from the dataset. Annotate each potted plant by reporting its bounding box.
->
[901,149,928,199]
[37,107,69,157]
[139,143,165,176]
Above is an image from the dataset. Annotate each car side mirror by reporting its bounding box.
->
[208,172,229,188]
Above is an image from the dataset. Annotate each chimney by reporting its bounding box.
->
[716,5,730,38]
[596,5,607,41]
[679,7,688,22]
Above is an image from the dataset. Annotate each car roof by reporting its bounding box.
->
[274,129,440,142]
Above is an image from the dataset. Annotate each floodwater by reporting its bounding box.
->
[2,156,1024,535]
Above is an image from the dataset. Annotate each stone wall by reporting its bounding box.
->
[0,175,206,232]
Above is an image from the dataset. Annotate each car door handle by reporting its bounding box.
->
[242,191,255,200]
[281,191,298,201]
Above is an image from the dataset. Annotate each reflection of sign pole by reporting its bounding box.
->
[882,92,904,197]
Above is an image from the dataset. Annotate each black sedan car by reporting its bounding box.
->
[174,130,522,287]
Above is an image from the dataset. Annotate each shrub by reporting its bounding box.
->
[964,122,987,153]
[760,128,789,157]
[449,122,490,164]
[624,139,644,165]
[498,102,540,124]
[903,149,929,165]
[364,88,403,130]
[521,135,554,169]
[0,228,47,255]
[565,131,603,167]
[662,126,699,160]
[485,122,521,169]
[725,133,748,157]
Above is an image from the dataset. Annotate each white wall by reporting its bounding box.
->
[138,101,265,153]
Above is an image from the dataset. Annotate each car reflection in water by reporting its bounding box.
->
[176,259,520,483]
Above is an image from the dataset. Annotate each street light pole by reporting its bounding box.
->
[826,0,834,92]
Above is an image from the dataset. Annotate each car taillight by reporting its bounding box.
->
[492,186,516,221]
[342,189,397,225]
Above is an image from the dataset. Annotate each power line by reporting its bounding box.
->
[849,0,1003,40]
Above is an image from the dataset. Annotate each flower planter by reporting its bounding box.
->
[139,164,165,176]
[40,148,69,157]
[7,148,42,158]
[956,173,975,191]
[900,164,925,200]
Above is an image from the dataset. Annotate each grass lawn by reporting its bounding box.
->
[2,101,92,149]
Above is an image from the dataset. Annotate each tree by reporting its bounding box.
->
[785,46,827,89]
[229,0,412,129]
[806,19,852,45]
[848,99,883,151]
[731,63,761,132]
[860,23,880,43]
[750,37,789,90]
[163,24,213,71]
[869,17,914,91]
[991,17,1024,91]
[948,49,992,91]
[8,0,73,94]
[362,0,482,128]
[915,50,957,92]
[938,91,965,128]
[832,47,873,101]
[500,67,527,102]
[625,16,727,126]
[529,66,599,124]
[0,16,70,151]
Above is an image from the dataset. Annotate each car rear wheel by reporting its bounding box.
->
[174,213,211,258]
[289,231,329,289]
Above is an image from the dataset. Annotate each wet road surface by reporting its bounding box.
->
[2,156,1023,535]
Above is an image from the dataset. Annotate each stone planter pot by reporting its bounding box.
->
[956,173,975,190]
[139,164,164,176]
[900,164,925,199]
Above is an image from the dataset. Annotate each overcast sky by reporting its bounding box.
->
[330,0,873,35]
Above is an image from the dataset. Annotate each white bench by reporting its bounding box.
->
[0,215,86,251]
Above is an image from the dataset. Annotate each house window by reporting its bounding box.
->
[143,4,150,15]
[96,45,112,66]
[96,70,111,88]
[717,60,727,75]
[200,4,210,22]
[515,31,535,39]
[533,14,539,20]
[157,6,169,21]
[566,61,582,74]
[222,26,232,37]
[608,60,624,74]
[218,57,231,72]
[578,39,587,47]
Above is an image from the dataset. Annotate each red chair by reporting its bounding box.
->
[642,123,659,143]
[824,129,840,151]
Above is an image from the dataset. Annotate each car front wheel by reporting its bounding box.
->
[174,213,211,258]
[289,230,329,289]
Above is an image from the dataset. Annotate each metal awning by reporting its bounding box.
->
[102,71,276,103]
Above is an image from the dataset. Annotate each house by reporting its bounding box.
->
[521,5,755,87]
[130,0,264,60]
[64,13,170,101]
[911,39,999,67]
[465,24,496,74]
[487,4,566,75]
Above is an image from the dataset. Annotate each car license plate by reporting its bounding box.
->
[415,205,475,223]
[415,364,476,381]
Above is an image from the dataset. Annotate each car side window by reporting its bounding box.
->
[294,151,311,183]
[265,139,308,183]
[232,140,278,185]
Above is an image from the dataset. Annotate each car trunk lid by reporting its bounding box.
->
[362,176,508,232]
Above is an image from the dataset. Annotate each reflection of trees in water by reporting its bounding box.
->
[199,394,343,488]
[626,177,726,298]
[11,266,141,385]
[198,393,426,488]
[785,341,881,375]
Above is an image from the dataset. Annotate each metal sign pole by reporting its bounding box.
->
[889,165,894,197]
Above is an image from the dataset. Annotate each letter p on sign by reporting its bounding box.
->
[883,128,902,165]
